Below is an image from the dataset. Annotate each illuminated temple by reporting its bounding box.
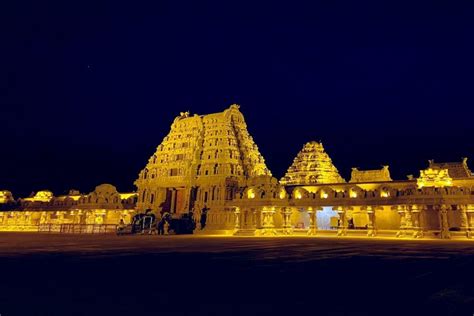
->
[1,104,474,239]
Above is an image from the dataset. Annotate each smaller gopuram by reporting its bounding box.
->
[280,141,345,185]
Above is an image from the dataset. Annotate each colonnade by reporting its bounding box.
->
[232,204,474,239]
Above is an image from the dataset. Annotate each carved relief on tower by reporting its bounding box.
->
[134,105,272,213]
[280,141,345,185]
[417,168,453,188]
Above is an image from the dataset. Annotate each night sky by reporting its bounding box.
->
[1,1,474,197]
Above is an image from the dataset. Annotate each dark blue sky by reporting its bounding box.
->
[1,0,474,197]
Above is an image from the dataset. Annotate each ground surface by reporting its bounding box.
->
[0,233,473,316]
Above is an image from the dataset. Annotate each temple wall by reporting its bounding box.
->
[422,207,440,231]
[0,185,137,232]
[274,210,283,228]
[375,206,399,230]
[0,209,136,232]
[448,208,462,229]
[350,207,369,228]
[291,208,309,229]
[203,209,234,230]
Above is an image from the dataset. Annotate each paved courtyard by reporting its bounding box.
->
[0,233,473,316]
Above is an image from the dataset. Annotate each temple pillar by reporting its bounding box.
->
[466,205,474,238]
[397,204,424,238]
[252,209,258,229]
[366,206,376,237]
[233,207,241,235]
[459,205,471,238]
[396,205,410,237]
[337,207,347,236]
[260,207,277,236]
[307,207,318,235]
[281,207,293,235]
[437,205,451,239]
[411,205,424,238]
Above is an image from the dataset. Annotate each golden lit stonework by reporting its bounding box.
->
[417,168,453,188]
[133,104,271,229]
[23,191,54,202]
[0,191,14,204]
[350,166,392,183]
[280,141,345,185]
[2,106,474,240]
[0,184,137,232]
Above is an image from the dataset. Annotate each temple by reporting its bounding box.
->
[134,104,271,231]
[1,104,474,239]
[0,185,137,232]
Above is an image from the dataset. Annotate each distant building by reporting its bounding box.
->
[0,184,137,232]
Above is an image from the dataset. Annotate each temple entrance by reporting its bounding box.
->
[163,188,186,214]
[317,207,338,230]
[188,187,198,211]
[175,189,185,213]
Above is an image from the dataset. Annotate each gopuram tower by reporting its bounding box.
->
[280,141,345,185]
[134,104,271,224]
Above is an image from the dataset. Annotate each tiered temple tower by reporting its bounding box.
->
[280,141,345,185]
[134,104,271,218]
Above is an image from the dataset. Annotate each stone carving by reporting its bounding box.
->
[0,191,14,204]
[134,104,272,229]
[350,166,392,183]
[23,191,54,202]
[280,141,345,185]
[417,168,453,188]
[428,158,472,178]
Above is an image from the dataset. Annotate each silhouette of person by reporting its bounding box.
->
[348,218,355,229]
[157,217,165,235]
[117,218,126,234]
[200,205,209,230]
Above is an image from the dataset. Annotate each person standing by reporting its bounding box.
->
[200,205,209,230]
[157,217,165,235]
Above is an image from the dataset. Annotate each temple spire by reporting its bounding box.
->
[280,141,345,185]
